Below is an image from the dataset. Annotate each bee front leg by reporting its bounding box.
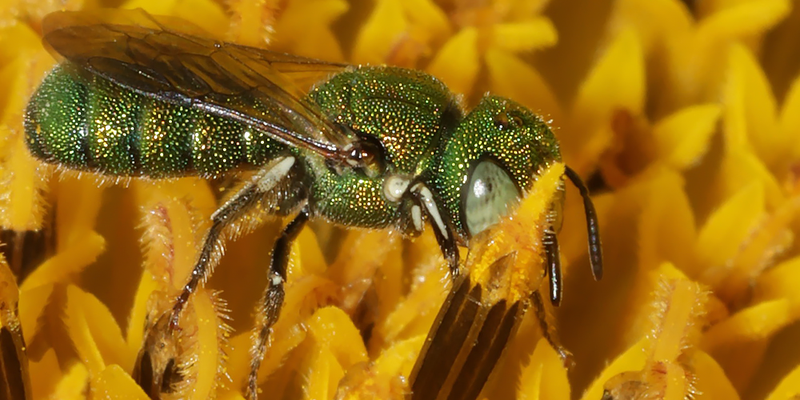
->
[133,156,297,396]
[246,207,309,400]
[531,290,573,368]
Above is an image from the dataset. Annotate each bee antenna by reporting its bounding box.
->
[564,166,603,280]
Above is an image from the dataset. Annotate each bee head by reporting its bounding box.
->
[427,95,563,242]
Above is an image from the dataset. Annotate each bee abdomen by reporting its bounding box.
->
[25,64,285,178]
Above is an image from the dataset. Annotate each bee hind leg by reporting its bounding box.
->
[167,156,298,329]
[132,156,298,395]
[246,207,309,400]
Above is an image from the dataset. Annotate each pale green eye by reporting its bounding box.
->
[463,160,520,237]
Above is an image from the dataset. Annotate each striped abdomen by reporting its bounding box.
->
[25,64,287,178]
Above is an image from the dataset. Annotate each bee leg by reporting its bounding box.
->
[133,156,297,395]
[167,156,297,329]
[409,182,460,278]
[544,228,562,306]
[531,291,573,368]
[246,207,310,400]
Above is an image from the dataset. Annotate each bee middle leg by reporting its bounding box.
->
[246,207,309,400]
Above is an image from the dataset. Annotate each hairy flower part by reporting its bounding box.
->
[2,0,800,399]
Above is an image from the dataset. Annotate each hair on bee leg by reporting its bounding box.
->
[165,156,296,330]
[246,206,309,400]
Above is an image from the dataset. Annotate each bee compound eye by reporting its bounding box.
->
[463,160,519,237]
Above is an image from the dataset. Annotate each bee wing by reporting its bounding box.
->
[409,255,525,400]
[41,9,354,160]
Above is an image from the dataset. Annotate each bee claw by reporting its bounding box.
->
[133,309,182,398]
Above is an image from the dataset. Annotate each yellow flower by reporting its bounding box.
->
[3,0,800,399]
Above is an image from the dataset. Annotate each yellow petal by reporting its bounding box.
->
[136,180,211,290]
[650,278,706,363]
[696,0,790,47]
[402,0,451,45]
[490,17,558,53]
[125,270,158,355]
[580,338,649,400]
[0,132,47,231]
[719,146,785,210]
[0,252,19,313]
[0,255,31,400]
[373,335,426,381]
[693,350,740,400]
[0,22,42,73]
[566,28,645,173]
[20,231,105,291]
[766,362,800,400]
[91,364,150,400]
[295,226,328,278]
[50,362,89,400]
[306,306,368,369]
[301,308,367,399]
[351,0,408,64]
[55,178,104,248]
[29,349,59,400]
[517,339,570,400]
[781,73,800,161]
[609,0,692,53]
[652,104,722,169]
[223,332,254,390]
[303,346,344,400]
[272,0,348,61]
[19,284,53,344]
[218,390,248,400]
[485,48,563,124]
[693,181,764,284]
[226,0,274,46]
[427,27,480,97]
[0,44,52,231]
[337,335,424,399]
[64,285,132,375]
[755,256,800,304]
[375,246,448,344]
[723,43,784,167]
[702,299,793,351]
[120,0,228,34]
[722,195,800,303]
[189,290,227,400]
[637,171,696,272]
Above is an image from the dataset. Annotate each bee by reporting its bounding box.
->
[24,8,602,399]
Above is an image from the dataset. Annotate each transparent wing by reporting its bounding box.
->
[41,9,354,160]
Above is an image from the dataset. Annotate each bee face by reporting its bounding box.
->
[427,95,562,242]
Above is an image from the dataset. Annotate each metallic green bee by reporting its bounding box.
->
[25,9,602,400]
